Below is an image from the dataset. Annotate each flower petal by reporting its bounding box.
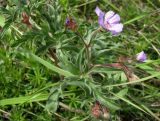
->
[108,14,120,24]
[104,11,115,21]
[136,51,146,62]
[65,17,70,25]
[95,6,103,16]
[98,12,105,28]
[108,23,123,34]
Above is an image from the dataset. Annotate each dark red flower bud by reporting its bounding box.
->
[91,101,102,118]
[91,101,111,120]
[65,17,77,31]
[21,12,32,28]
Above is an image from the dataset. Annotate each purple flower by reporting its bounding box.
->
[65,17,70,25]
[136,51,146,62]
[65,17,77,30]
[95,6,123,34]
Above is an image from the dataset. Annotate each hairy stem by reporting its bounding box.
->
[48,48,59,67]
[59,102,85,114]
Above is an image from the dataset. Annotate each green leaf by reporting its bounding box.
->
[136,64,160,79]
[89,66,122,74]
[116,88,128,97]
[0,14,5,26]
[35,42,55,55]
[112,88,128,100]
[0,94,48,106]
[96,93,120,111]
[30,53,74,77]
[46,90,59,113]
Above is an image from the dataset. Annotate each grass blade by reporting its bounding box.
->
[110,92,149,115]
[104,73,160,87]
[124,14,146,25]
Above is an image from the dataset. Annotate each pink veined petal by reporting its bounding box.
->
[104,11,115,21]
[95,6,102,16]
[108,23,123,34]
[108,14,120,24]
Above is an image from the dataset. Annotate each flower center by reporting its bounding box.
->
[104,21,111,29]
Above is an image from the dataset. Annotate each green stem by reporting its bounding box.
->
[75,32,90,69]
[75,32,87,47]
[88,27,102,46]
[86,44,90,69]
[75,27,102,70]
[86,27,102,69]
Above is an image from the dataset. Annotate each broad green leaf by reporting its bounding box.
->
[0,15,5,26]
[96,93,120,111]
[112,88,128,100]
[89,66,122,74]
[76,47,85,73]
[30,53,74,77]
[0,94,48,106]
[46,90,59,113]
[116,88,128,97]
